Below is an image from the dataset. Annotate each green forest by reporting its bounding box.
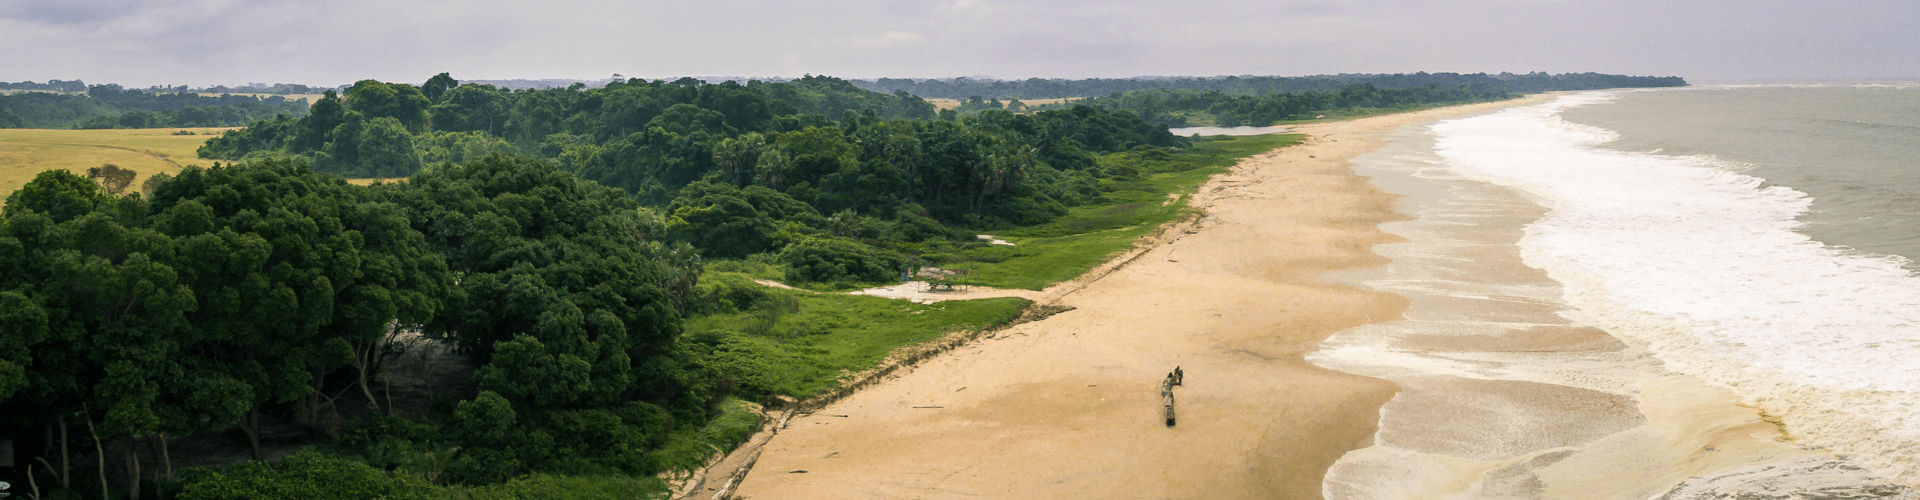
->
[0,85,310,130]
[0,71,1682,499]
[1073,84,1516,127]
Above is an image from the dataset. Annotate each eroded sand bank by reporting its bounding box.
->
[727,98,1557,499]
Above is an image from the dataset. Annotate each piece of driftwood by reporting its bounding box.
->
[709,449,759,500]
[1161,367,1185,426]
[1162,386,1176,427]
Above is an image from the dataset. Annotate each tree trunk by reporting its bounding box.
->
[240,407,264,462]
[308,365,326,427]
[384,361,396,417]
[84,412,107,500]
[27,462,41,500]
[153,432,172,481]
[124,435,142,500]
[59,415,70,488]
[351,329,392,415]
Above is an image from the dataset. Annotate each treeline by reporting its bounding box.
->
[0,84,310,129]
[2,79,331,95]
[197,83,332,95]
[853,72,1687,100]
[200,73,1182,229]
[1,79,89,93]
[1079,83,1517,127]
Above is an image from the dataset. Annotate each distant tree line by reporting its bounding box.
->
[195,83,333,95]
[1077,83,1518,127]
[2,80,332,95]
[0,84,311,129]
[852,72,1687,100]
[1,79,90,93]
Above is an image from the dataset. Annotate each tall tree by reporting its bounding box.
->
[377,155,679,409]
[422,72,458,103]
[148,160,451,458]
[344,80,432,133]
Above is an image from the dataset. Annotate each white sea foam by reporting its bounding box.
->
[1430,93,1920,482]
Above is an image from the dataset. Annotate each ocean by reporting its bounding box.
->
[1311,85,1920,499]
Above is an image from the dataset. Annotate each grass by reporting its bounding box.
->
[936,134,1303,290]
[685,277,1029,399]
[647,398,765,475]
[442,473,670,500]
[0,126,227,205]
[346,177,410,186]
[927,97,1086,112]
[199,92,326,105]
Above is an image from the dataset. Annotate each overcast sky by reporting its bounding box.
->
[1,0,1914,88]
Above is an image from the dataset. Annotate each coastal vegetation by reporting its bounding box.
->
[1070,84,1519,127]
[0,71,1662,498]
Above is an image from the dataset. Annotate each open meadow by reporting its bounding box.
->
[0,127,229,204]
[197,92,325,104]
[925,96,1083,110]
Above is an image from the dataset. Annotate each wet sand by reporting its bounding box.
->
[729,98,1556,499]
[1311,112,1914,498]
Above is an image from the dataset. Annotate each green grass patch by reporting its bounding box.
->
[685,281,1028,399]
[441,473,671,500]
[935,134,1302,290]
[646,398,765,474]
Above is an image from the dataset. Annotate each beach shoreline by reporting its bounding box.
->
[1313,93,1916,499]
[712,97,1560,499]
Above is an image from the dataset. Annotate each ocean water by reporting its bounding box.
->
[1560,85,1920,264]
[1312,85,1920,499]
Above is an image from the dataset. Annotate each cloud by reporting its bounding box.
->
[848,30,928,48]
[0,0,1913,86]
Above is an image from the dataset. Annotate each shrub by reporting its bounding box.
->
[688,273,773,315]
[778,236,908,284]
[173,449,437,500]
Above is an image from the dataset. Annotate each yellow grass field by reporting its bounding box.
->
[198,92,324,105]
[0,127,229,205]
[926,96,1084,111]
[344,177,408,186]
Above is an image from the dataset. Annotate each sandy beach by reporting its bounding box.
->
[723,98,1558,499]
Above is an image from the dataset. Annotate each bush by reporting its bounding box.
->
[778,236,907,284]
[688,273,774,314]
[174,449,438,500]
[440,473,669,500]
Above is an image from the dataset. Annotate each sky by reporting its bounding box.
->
[1,0,1915,88]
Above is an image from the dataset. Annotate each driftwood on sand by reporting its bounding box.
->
[1162,366,1184,427]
